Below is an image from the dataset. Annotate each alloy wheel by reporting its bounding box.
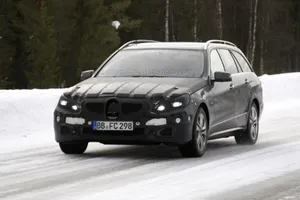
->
[179,107,208,157]
[195,111,207,151]
[249,105,258,140]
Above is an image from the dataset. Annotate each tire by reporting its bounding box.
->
[59,142,88,154]
[235,102,259,145]
[179,107,208,157]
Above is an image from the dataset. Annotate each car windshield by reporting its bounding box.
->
[96,49,204,78]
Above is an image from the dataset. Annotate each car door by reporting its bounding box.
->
[208,49,237,134]
[217,49,242,129]
[231,50,253,126]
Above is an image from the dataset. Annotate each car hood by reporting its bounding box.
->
[64,77,207,100]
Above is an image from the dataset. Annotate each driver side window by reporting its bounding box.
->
[210,50,225,78]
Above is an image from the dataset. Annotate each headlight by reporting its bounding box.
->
[172,102,183,108]
[57,96,81,112]
[60,100,68,106]
[171,94,190,108]
[151,93,190,112]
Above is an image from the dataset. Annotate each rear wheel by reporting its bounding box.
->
[235,102,259,145]
[179,107,208,157]
[59,142,88,154]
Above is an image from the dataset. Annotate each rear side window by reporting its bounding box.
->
[218,49,239,74]
[232,51,252,72]
[210,50,225,73]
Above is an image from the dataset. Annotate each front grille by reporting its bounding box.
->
[84,100,144,116]
[121,103,143,114]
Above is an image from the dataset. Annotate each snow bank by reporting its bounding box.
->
[0,88,64,150]
[260,72,300,106]
[0,72,300,151]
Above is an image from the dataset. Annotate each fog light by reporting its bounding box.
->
[175,118,181,124]
[72,105,78,111]
[88,121,92,125]
[65,117,85,125]
[146,118,167,126]
[56,116,60,122]
[136,121,140,126]
[157,105,165,112]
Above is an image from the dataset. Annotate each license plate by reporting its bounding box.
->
[92,121,134,131]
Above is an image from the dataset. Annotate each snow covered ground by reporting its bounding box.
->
[0,89,63,152]
[1,72,300,200]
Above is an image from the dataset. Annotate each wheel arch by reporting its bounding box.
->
[248,81,263,119]
[252,98,260,117]
[199,102,210,127]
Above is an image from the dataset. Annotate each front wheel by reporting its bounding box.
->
[179,107,208,157]
[235,102,259,145]
[59,142,88,154]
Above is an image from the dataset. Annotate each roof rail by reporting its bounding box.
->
[204,40,237,49]
[119,39,160,50]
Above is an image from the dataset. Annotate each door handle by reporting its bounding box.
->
[230,84,235,90]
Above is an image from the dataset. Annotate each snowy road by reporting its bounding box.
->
[1,102,300,200]
[1,73,300,200]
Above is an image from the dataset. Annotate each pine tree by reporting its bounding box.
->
[53,0,141,86]
[0,2,14,88]
[77,0,141,74]
[0,0,29,89]
[17,0,59,88]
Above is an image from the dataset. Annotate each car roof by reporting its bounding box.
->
[123,41,240,51]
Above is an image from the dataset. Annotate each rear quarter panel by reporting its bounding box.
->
[247,72,264,118]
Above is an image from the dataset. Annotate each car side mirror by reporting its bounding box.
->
[80,70,94,81]
[212,71,232,82]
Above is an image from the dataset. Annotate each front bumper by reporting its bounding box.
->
[54,101,196,145]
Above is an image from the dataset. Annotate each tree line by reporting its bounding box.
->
[0,0,299,89]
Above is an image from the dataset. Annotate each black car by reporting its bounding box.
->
[54,39,263,157]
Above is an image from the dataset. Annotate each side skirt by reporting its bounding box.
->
[208,127,244,140]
